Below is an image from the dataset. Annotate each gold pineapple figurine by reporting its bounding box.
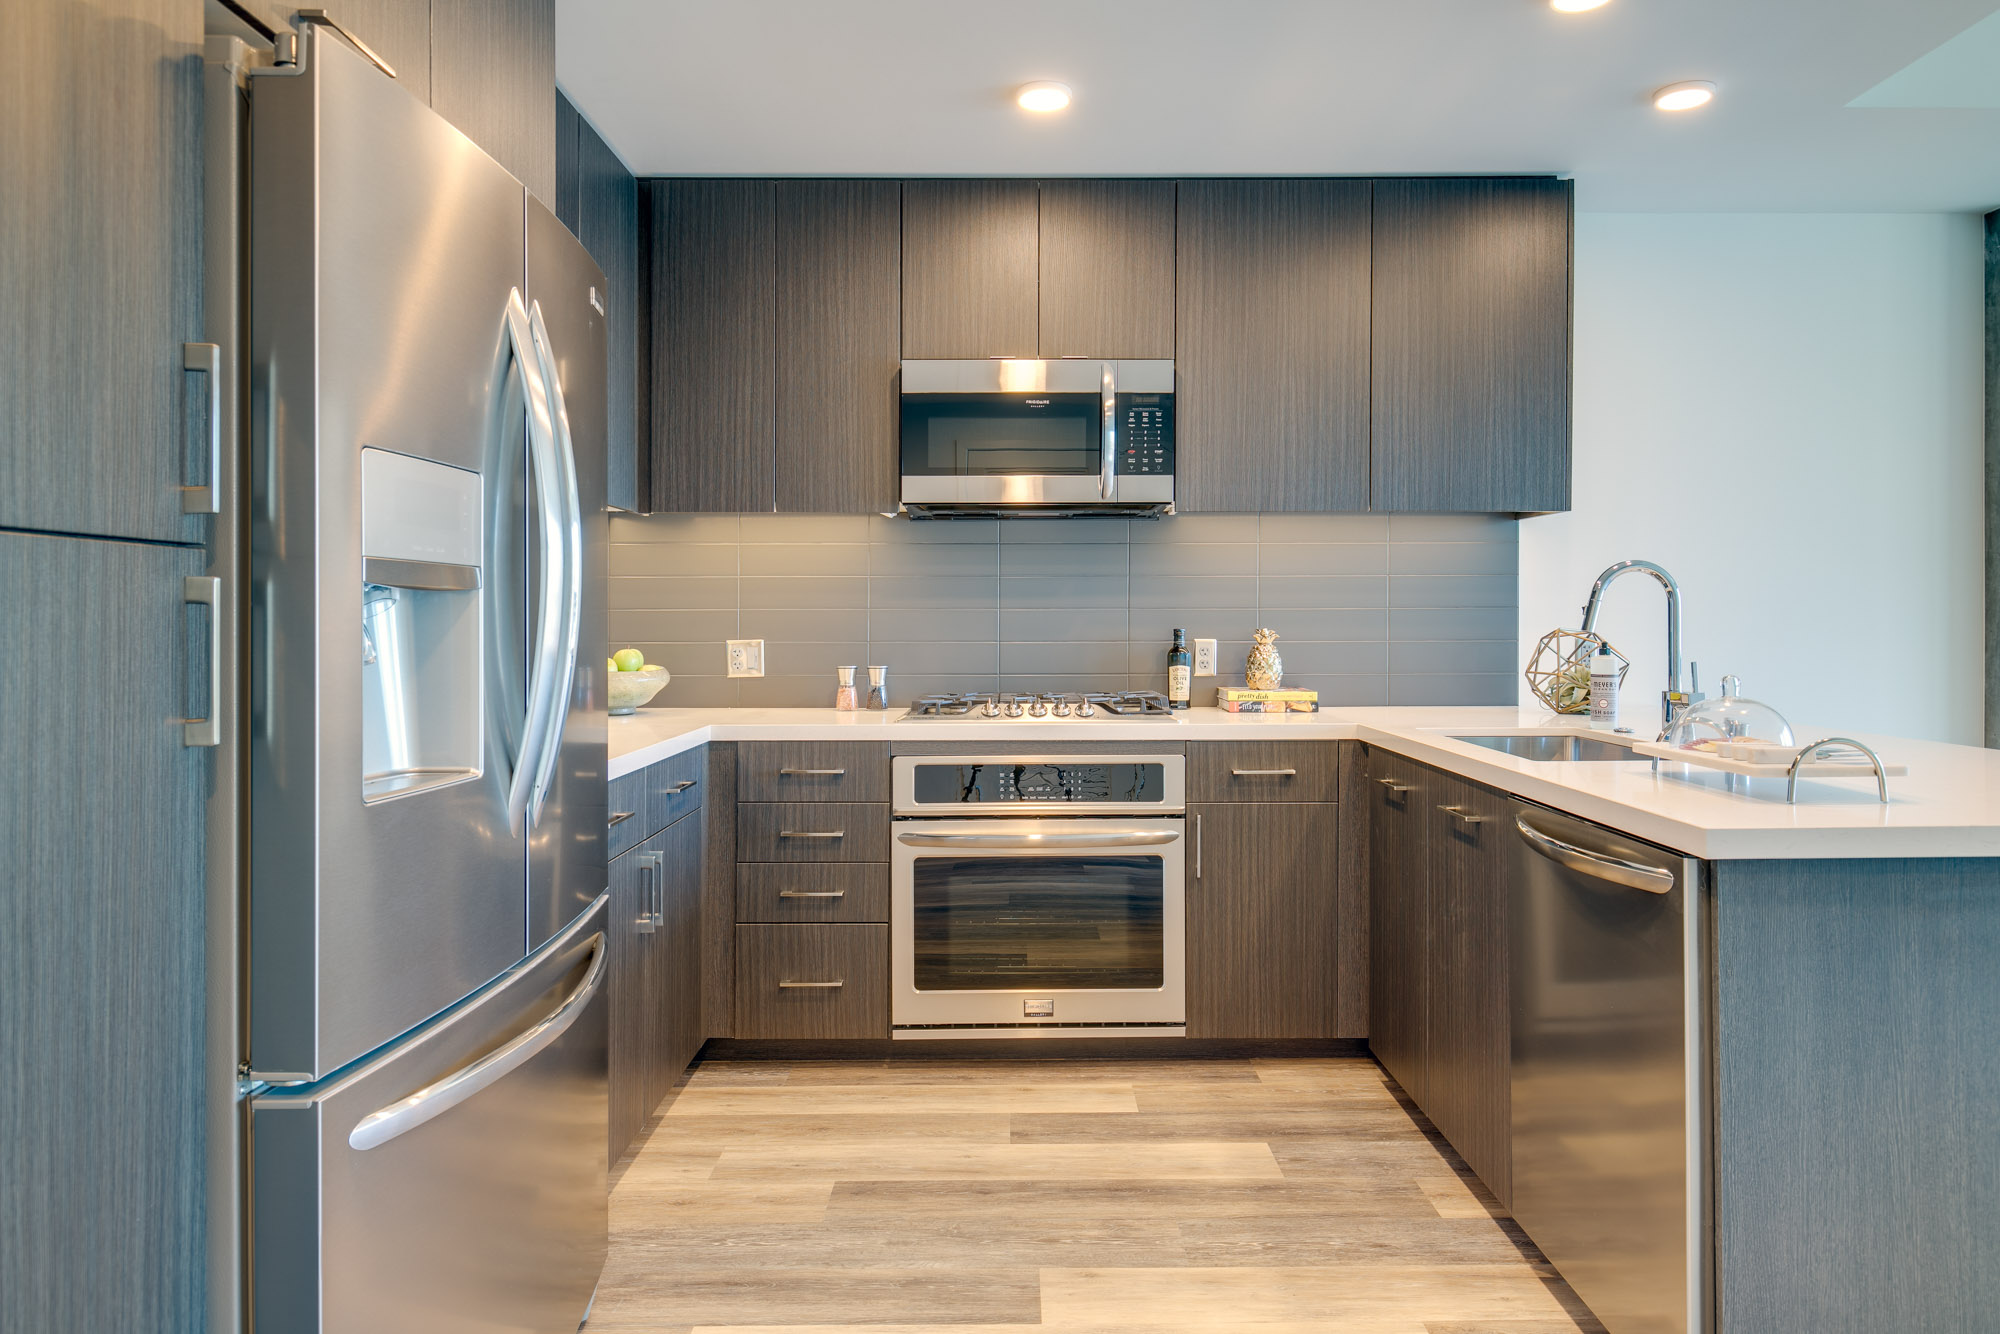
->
[1245,628,1283,689]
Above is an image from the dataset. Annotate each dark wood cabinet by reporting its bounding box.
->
[1186,802,1341,1038]
[648,179,778,511]
[1367,748,1431,1106]
[1421,772,1512,1205]
[735,924,890,1039]
[605,839,653,1162]
[2,532,207,1331]
[1038,180,1176,358]
[901,179,1039,358]
[652,810,705,1097]
[429,0,556,204]
[1174,178,1372,512]
[3,0,204,544]
[570,106,643,512]
[1370,177,1572,513]
[776,181,902,512]
[738,741,891,802]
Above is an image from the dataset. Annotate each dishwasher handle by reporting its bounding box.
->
[1514,815,1673,894]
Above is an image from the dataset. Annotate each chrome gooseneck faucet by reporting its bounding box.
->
[1578,559,1703,732]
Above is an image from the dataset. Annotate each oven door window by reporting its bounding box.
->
[911,855,1164,991]
[901,394,1103,477]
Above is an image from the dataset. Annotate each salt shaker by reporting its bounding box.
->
[866,665,888,711]
[834,665,858,711]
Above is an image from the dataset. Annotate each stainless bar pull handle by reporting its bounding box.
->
[1099,361,1117,500]
[1438,804,1486,825]
[779,830,845,839]
[778,890,846,899]
[1193,812,1202,879]
[780,767,846,776]
[348,931,607,1150]
[778,980,844,989]
[649,852,665,928]
[183,576,221,747]
[663,779,697,793]
[634,853,660,933]
[897,831,1180,849]
[1514,816,1672,894]
[182,343,222,515]
[1376,777,1417,793]
[1233,768,1297,776]
[607,810,637,828]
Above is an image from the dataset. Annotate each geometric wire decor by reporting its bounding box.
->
[1525,628,1630,714]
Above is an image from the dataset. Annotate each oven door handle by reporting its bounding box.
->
[896,830,1180,849]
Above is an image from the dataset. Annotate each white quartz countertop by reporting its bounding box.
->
[608,705,2000,861]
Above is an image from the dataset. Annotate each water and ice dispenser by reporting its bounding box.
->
[359,448,483,801]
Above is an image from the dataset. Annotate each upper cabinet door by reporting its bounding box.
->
[1174,179,1372,512]
[1370,178,1572,513]
[649,180,777,512]
[574,114,642,511]
[901,180,1038,358]
[1,0,203,544]
[776,181,901,513]
[430,0,557,204]
[1038,180,1176,358]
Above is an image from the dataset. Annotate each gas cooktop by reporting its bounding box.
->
[899,690,1180,722]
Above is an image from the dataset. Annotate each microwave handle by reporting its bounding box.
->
[1099,361,1117,501]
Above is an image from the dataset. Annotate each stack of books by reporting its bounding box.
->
[1215,687,1319,713]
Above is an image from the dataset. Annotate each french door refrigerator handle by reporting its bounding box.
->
[346,931,608,1151]
[1514,814,1673,894]
[524,298,584,828]
[502,288,563,836]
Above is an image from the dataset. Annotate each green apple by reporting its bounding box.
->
[612,648,644,673]
[607,656,618,676]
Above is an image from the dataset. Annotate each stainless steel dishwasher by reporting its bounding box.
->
[1508,801,1710,1334]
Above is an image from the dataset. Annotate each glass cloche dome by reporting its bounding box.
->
[1661,676,1795,751]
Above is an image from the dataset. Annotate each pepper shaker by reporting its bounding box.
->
[866,665,888,711]
[834,665,858,711]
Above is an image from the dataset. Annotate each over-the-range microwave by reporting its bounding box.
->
[899,359,1174,519]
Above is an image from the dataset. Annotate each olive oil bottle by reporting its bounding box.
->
[1167,628,1191,710]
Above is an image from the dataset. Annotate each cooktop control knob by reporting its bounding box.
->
[1052,699,1073,717]
[1027,697,1050,718]
[1077,700,1096,717]
[1004,699,1025,718]
[982,698,1001,718]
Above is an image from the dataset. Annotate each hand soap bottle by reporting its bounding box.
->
[1588,642,1620,730]
[1167,629,1191,710]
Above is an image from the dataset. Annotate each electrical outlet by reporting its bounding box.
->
[726,639,764,677]
[1193,638,1218,677]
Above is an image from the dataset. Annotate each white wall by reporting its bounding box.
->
[1519,212,1987,745]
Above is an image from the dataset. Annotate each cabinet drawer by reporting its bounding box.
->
[648,745,707,829]
[607,771,650,858]
[1190,741,1339,802]
[737,803,890,862]
[738,742,889,803]
[735,924,888,1038]
[737,864,890,923]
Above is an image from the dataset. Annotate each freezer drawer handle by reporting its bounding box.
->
[346,931,608,1152]
[780,830,846,839]
[779,767,846,776]
[1232,768,1296,776]
[897,830,1179,849]
[1514,816,1672,894]
[779,890,846,899]
[778,980,844,989]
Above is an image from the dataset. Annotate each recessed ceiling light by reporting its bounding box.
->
[1550,0,1610,11]
[1654,80,1717,112]
[1016,81,1072,113]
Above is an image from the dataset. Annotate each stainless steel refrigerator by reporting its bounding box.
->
[240,25,610,1333]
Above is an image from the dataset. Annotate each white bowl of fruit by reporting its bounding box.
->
[606,648,668,715]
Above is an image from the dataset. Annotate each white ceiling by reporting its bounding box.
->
[556,0,2000,212]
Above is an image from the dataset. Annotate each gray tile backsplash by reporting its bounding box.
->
[608,513,1519,708]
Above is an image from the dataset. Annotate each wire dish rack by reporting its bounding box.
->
[1633,735,1902,804]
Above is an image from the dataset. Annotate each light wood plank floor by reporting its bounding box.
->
[588,1055,1605,1334]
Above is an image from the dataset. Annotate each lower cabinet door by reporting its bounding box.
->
[1368,749,1431,1106]
[1186,803,1340,1038]
[650,810,704,1097]
[606,843,653,1164]
[735,924,889,1038]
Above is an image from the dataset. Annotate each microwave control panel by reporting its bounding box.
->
[1117,394,1175,476]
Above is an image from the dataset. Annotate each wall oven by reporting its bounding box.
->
[899,359,1174,518]
[890,753,1186,1038]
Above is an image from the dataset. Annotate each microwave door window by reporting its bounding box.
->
[901,394,1102,477]
[911,855,1165,991]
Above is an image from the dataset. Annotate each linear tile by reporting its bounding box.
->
[1258,576,1390,609]
[611,543,739,577]
[1388,575,1517,608]
[739,609,870,643]
[612,575,740,610]
[1129,574,1258,608]
[740,575,870,609]
[609,609,739,644]
[1277,641,1392,675]
[756,642,871,677]
[998,674,1134,697]
[740,544,870,576]
[1279,674,1393,706]
[1260,513,1390,543]
[997,576,1129,608]
[643,676,739,708]
[867,542,999,576]
[628,643,727,677]
[1128,607,1263,645]
[997,517,1130,543]
[868,575,999,608]
[1000,641,1134,675]
[868,607,998,642]
[998,543,1130,578]
[868,641,999,674]
[1387,543,1520,577]
[1257,543,1391,576]
[1134,541,1260,576]
[1391,607,1519,642]
[1388,514,1518,543]
[1264,608,1390,641]
[1135,514,1260,542]
[609,513,740,543]
[1389,642,1519,676]
[870,515,998,544]
[889,673,1003,702]
[999,608,1135,642]
[739,514,872,542]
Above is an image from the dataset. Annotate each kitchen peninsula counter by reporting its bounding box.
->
[609,705,2000,860]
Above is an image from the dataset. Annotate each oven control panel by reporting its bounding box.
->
[894,754,1186,815]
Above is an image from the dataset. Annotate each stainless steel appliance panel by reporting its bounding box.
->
[525,203,608,950]
[249,31,533,1078]
[252,896,609,1334]
[1508,802,1708,1334]
[893,752,1186,815]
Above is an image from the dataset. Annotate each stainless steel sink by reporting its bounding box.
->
[1451,733,1639,762]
